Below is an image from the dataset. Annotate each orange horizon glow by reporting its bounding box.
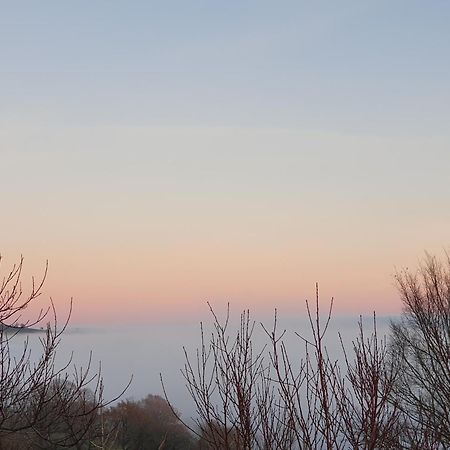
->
[2,128,449,325]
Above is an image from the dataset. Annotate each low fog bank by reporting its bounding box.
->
[26,312,394,420]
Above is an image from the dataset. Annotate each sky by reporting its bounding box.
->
[1,1,450,324]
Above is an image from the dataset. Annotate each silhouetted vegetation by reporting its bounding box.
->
[163,252,450,449]
[103,394,196,450]
[390,253,450,448]
[0,257,125,449]
[3,253,450,448]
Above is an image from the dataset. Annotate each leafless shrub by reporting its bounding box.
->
[0,256,127,448]
[164,285,401,450]
[163,252,450,449]
[173,305,267,450]
[391,252,450,448]
[336,315,401,449]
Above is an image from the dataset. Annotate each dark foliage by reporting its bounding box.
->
[104,394,196,450]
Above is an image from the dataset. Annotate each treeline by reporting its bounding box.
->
[0,253,450,449]
[0,392,197,449]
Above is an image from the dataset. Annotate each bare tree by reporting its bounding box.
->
[172,305,268,450]
[391,252,450,448]
[163,252,450,449]
[164,284,409,450]
[0,256,125,448]
[261,289,343,450]
[336,316,401,449]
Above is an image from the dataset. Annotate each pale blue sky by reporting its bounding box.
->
[2,1,450,133]
[1,2,450,322]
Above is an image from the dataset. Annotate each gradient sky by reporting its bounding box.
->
[1,1,450,324]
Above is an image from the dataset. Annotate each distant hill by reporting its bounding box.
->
[0,323,45,334]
